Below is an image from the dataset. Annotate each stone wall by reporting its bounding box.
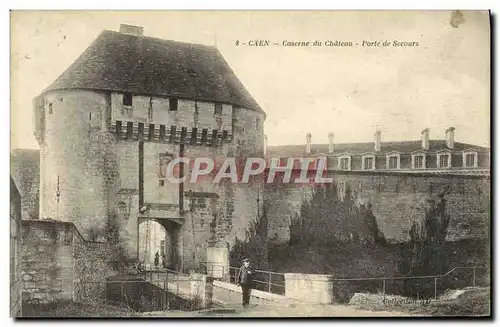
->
[10,149,40,220]
[10,178,22,316]
[284,273,333,304]
[212,280,289,306]
[20,220,117,305]
[265,171,490,243]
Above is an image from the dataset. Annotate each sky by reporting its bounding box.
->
[10,10,491,150]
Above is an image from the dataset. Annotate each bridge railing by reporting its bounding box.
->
[327,265,489,302]
[199,263,488,301]
[199,262,286,295]
[77,271,203,312]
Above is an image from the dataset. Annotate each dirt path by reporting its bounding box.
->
[140,303,413,317]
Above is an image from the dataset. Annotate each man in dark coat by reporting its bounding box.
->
[236,258,254,307]
[154,251,159,269]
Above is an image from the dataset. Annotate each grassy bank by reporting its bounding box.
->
[20,300,136,318]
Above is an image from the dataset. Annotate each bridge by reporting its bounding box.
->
[92,265,488,314]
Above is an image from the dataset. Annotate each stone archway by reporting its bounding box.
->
[137,218,182,271]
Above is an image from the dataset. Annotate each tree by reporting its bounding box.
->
[289,182,385,246]
[229,204,269,270]
[399,190,451,298]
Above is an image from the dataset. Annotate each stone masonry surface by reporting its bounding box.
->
[20,220,118,305]
[265,171,490,243]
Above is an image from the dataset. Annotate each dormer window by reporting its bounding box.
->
[463,150,478,168]
[338,154,351,171]
[123,92,133,106]
[411,152,426,169]
[386,152,401,169]
[437,150,451,168]
[169,98,178,111]
[361,154,375,170]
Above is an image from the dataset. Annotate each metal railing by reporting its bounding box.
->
[328,266,489,302]
[200,263,488,301]
[77,270,203,312]
[200,262,286,295]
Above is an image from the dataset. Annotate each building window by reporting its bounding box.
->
[256,118,261,130]
[437,152,451,168]
[214,103,223,115]
[463,151,478,168]
[465,154,475,167]
[338,155,351,171]
[412,154,425,169]
[362,155,375,170]
[169,98,178,111]
[386,153,400,170]
[159,180,165,186]
[48,103,53,114]
[123,92,133,106]
[389,156,398,169]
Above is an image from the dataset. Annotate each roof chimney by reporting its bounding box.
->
[328,133,334,153]
[306,133,312,154]
[119,24,144,36]
[445,126,455,149]
[263,135,268,156]
[374,130,381,152]
[421,128,429,150]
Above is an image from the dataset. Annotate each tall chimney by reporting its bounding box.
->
[445,127,455,149]
[421,128,429,150]
[374,130,381,152]
[263,135,268,156]
[306,133,312,154]
[119,24,144,36]
[328,133,334,153]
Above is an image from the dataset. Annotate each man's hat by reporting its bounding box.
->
[242,258,250,263]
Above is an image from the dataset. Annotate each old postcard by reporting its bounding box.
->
[10,10,490,318]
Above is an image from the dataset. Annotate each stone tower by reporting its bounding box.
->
[33,24,266,270]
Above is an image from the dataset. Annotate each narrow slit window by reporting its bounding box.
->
[169,98,178,111]
[123,92,133,106]
[214,103,223,115]
[48,103,53,114]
